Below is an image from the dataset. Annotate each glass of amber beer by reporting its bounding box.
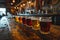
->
[15,16,19,22]
[19,16,22,23]
[31,17,40,30]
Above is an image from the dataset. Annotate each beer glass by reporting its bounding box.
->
[39,17,52,34]
[22,17,26,25]
[15,16,19,22]
[31,17,40,30]
[26,17,32,27]
[19,16,22,23]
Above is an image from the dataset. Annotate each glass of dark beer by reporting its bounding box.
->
[26,17,32,27]
[39,17,51,34]
[22,17,26,25]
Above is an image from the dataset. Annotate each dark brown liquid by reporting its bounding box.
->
[26,19,32,26]
[40,22,51,32]
[22,18,26,24]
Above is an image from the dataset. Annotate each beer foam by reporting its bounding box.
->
[26,17,31,19]
[39,17,52,22]
[39,17,42,21]
[41,19,52,22]
[31,17,39,20]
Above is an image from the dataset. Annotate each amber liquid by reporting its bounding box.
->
[19,17,22,23]
[15,16,19,22]
[32,20,40,30]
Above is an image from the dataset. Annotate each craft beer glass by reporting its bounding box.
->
[39,17,51,34]
[31,17,40,30]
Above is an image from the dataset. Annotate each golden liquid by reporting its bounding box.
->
[32,20,40,30]
[15,16,19,22]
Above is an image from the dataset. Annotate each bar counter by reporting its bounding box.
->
[9,18,60,40]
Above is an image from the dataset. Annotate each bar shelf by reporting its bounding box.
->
[13,14,60,17]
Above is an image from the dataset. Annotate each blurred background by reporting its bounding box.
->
[0,0,60,40]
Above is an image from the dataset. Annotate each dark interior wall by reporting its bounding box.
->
[0,0,5,2]
[0,4,6,8]
[55,16,60,25]
[0,0,6,8]
[52,16,60,25]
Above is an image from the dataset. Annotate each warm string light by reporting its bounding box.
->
[14,7,16,9]
[27,1,32,8]
[11,0,15,5]
[31,2,34,5]
[13,1,34,13]
[28,1,31,4]
[20,3,25,7]
[14,3,26,12]
[20,5,23,7]
[23,4,25,6]
[12,0,15,3]
[14,7,17,9]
